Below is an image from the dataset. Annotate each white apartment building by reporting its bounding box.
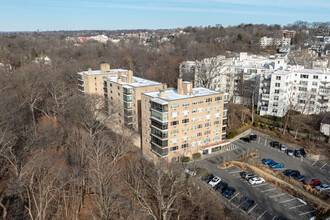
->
[258,69,330,117]
[260,37,291,48]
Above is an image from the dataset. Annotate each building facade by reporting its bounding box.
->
[103,71,165,132]
[141,78,229,161]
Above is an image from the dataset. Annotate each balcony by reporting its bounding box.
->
[261,94,269,100]
[151,127,168,139]
[151,110,168,122]
[124,109,133,116]
[151,135,168,148]
[123,94,132,102]
[151,143,168,157]
[123,87,132,94]
[124,122,133,129]
[150,101,168,112]
[124,102,132,109]
[151,119,168,130]
[124,116,133,124]
[319,88,330,96]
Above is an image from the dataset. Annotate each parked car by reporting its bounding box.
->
[294,175,306,181]
[222,187,236,198]
[286,149,294,156]
[240,137,251,143]
[185,168,197,176]
[282,169,292,176]
[202,173,214,183]
[262,158,276,165]
[209,176,221,187]
[242,173,256,180]
[270,141,279,148]
[303,178,321,187]
[215,181,228,192]
[269,162,284,168]
[283,170,300,177]
[316,184,330,192]
[242,198,255,211]
[280,144,286,151]
[250,134,257,141]
[294,150,302,157]
[249,177,265,185]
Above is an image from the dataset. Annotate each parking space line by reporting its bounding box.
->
[261,188,276,193]
[279,198,296,203]
[228,192,240,202]
[236,198,248,208]
[269,193,285,198]
[320,162,327,169]
[264,139,267,147]
[247,204,258,214]
[299,210,317,216]
[289,204,305,209]
[312,161,317,166]
[271,216,277,220]
[257,210,267,220]
[228,170,242,174]
[258,137,260,144]
[252,183,268,187]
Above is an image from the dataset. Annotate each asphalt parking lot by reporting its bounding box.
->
[191,133,329,219]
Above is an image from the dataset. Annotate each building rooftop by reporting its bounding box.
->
[144,87,222,101]
[106,75,162,88]
[294,69,330,75]
[78,68,128,76]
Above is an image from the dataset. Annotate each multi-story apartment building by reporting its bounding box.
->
[103,71,165,132]
[141,78,229,161]
[258,69,330,117]
[77,63,130,96]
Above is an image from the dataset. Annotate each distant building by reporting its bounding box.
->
[320,113,330,136]
[260,37,291,48]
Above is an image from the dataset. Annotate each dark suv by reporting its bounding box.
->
[270,141,279,148]
[250,135,257,141]
[222,187,236,198]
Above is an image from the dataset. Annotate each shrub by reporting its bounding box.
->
[181,156,190,163]
[226,131,238,139]
[244,118,249,124]
[192,153,201,160]
[253,120,259,127]
[262,123,267,129]
[271,124,275,131]
[262,115,282,122]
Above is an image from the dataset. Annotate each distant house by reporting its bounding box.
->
[320,113,330,136]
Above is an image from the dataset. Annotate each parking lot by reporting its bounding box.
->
[192,132,328,219]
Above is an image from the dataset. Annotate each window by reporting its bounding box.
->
[215,105,221,110]
[198,100,204,104]
[206,98,212,103]
[197,140,202,145]
[171,112,178,118]
[192,109,197,114]
[205,114,211,120]
[110,83,112,87]
[170,146,178,151]
[299,100,306,104]
[171,121,179,126]
[298,87,307,91]
[204,130,211,135]
[276,76,281,80]
[311,95,316,98]
[299,81,308,85]
[275,83,280,87]
[204,138,210,143]
[197,108,203,113]
[272,109,277,113]
[214,113,221,118]
[182,135,189,141]
[275,90,280,94]
[192,100,198,105]
[182,101,190,107]
[191,133,196,138]
[191,125,197,131]
[273,96,279,101]
[312,82,318,86]
[170,138,178,144]
[182,119,189,124]
[215,96,222,101]
[191,142,196,147]
[117,86,120,89]
[213,136,220,141]
[171,103,179,108]
[182,110,189,116]
[197,124,203,129]
[206,106,212,111]
[197,132,202,137]
[214,128,220,133]
[205,122,211,127]
[214,120,221,125]
[182,127,189,132]
[311,88,317,92]
[300,74,308,79]
[182,143,188,149]
[170,129,179,135]
[313,75,318,79]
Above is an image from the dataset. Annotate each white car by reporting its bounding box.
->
[185,168,196,176]
[316,184,330,191]
[248,177,265,185]
[208,176,221,187]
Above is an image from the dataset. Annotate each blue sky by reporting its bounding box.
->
[1,0,330,31]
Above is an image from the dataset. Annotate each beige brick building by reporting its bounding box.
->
[141,78,229,161]
[77,63,130,96]
[103,71,166,132]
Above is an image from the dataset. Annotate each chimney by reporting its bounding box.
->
[159,89,166,98]
[100,63,110,73]
[163,83,167,90]
[88,68,92,74]
[183,81,192,95]
[127,70,133,83]
[177,78,183,95]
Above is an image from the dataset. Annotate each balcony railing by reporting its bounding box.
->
[124,109,133,116]
[151,143,168,157]
[123,87,132,94]
[151,127,168,139]
[124,116,133,123]
[151,135,168,147]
